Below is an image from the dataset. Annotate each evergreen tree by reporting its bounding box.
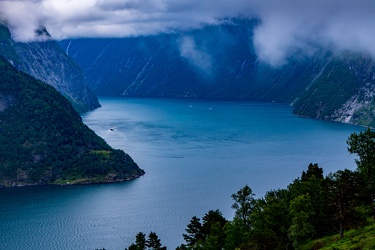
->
[231,185,256,229]
[183,216,203,247]
[201,210,227,237]
[147,232,166,250]
[136,232,147,250]
[127,232,147,250]
[327,169,362,238]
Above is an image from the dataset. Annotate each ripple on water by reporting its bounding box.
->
[0,98,363,249]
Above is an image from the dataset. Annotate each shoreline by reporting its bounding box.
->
[0,171,145,189]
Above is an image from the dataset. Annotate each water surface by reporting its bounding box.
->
[0,97,362,249]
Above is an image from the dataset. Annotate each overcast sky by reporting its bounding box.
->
[1,0,375,65]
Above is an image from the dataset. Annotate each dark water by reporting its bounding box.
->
[0,97,362,249]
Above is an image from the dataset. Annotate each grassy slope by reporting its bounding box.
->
[302,221,375,250]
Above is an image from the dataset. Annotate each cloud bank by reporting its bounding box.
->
[1,0,375,65]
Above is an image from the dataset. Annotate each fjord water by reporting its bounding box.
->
[0,97,362,249]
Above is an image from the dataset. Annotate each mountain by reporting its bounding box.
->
[293,53,375,127]
[59,19,375,127]
[0,56,144,187]
[0,23,100,113]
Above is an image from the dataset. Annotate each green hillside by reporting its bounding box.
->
[0,24,100,113]
[0,56,144,187]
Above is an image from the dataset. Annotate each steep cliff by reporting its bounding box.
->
[293,53,375,127]
[0,24,99,113]
[59,19,375,126]
[0,56,144,187]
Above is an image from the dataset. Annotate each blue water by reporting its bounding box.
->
[0,97,363,249]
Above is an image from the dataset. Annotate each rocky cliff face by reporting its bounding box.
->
[0,24,99,113]
[59,19,375,126]
[292,53,375,127]
[324,55,375,127]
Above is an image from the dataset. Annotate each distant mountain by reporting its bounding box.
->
[59,19,375,126]
[293,53,375,127]
[0,24,99,113]
[0,56,144,187]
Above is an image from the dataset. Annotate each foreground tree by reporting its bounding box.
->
[231,185,256,229]
[147,232,166,250]
[202,210,227,249]
[201,210,227,237]
[347,128,375,219]
[289,163,332,237]
[288,194,315,248]
[127,232,146,250]
[327,169,361,238]
[183,216,203,247]
[181,210,227,249]
[249,189,292,249]
[126,232,166,250]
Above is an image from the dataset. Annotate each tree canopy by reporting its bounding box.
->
[125,127,375,249]
[0,56,144,186]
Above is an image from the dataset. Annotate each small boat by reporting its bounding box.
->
[109,127,116,131]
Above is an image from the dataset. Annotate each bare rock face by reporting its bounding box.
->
[294,54,375,127]
[0,24,100,113]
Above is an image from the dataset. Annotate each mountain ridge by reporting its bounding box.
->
[0,24,100,113]
[0,56,144,187]
[59,19,375,126]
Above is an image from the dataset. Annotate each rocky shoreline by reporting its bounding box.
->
[0,171,145,188]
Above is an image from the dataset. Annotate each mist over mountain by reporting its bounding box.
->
[2,0,375,66]
[0,23,99,113]
[1,1,375,125]
[57,18,375,126]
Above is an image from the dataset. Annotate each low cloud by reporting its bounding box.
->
[0,0,375,65]
[178,36,213,76]
[251,0,375,66]
[0,0,241,41]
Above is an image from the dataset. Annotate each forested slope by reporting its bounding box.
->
[0,23,99,113]
[0,56,144,187]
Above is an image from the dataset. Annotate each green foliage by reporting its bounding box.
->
[183,216,203,247]
[223,219,249,250]
[0,56,144,186]
[289,163,333,238]
[288,194,316,248]
[126,232,166,250]
[293,57,360,120]
[249,189,292,249]
[147,232,166,250]
[119,131,375,250]
[347,128,375,218]
[231,185,256,229]
[327,169,364,238]
[180,210,227,250]
[301,221,375,250]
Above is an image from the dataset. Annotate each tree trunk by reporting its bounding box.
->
[371,193,375,221]
[339,221,343,238]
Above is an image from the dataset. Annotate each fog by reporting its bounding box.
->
[1,0,374,65]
